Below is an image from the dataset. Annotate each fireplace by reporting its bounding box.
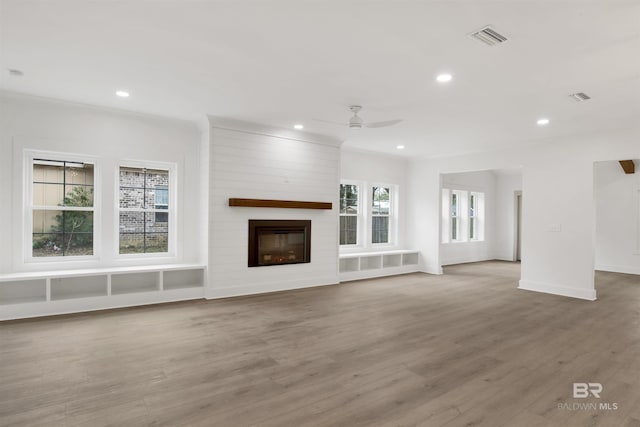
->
[248,220,311,267]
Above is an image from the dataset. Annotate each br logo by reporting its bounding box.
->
[573,383,603,398]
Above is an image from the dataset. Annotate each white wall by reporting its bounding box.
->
[0,92,204,274]
[406,126,640,300]
[340,149,409,251]
[595,160,640,274]
[207,117,341,298]
[494,170,523,261]
[440,170,496,265]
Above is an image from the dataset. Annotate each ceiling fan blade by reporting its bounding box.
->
[365,119,403,128]
[313,118,348,127]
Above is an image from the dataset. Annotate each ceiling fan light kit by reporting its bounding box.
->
[315,105,402,130]
[348,105,364,129]
[348,105,402,129]
[346,105,402,129]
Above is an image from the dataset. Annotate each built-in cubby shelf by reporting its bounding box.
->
[360,255,382,270]
[51,275,108,300]
[339,250,420,282]
[0,264,206,320]
[164,269,204,290]
[0,279,47,305]
[383,254,402,268]
[402,252,419,266]
[111,271,160,295]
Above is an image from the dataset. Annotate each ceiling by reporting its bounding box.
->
[1,0,639,158]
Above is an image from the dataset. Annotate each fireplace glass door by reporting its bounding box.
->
[248,220,311,267]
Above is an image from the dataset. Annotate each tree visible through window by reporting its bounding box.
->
[372,186,390,244]
[31,159,95,257]
[339,184,358,245]
[119,167,170,254]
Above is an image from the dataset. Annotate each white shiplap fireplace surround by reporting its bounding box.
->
[206,117,342,299]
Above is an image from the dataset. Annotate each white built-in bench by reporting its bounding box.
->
[0,264,206,320]
[339,250,420,282]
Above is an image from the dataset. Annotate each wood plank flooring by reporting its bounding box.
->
[2,261,640,426]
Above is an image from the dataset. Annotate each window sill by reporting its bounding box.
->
[116,252,176,260]
[339,245,364,254]
[443,239,485,244]
[25,255,100,264]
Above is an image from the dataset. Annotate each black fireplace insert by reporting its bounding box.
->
[248,220,311,267]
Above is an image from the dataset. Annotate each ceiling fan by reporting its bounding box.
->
[319,105,402,129]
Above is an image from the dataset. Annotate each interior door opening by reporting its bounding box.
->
[515,192,522,262]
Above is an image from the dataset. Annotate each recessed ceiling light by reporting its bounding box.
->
[8,69,24,77]
[436,73,453,83]
[396,145,405,150]
[115,90,130,98]
[293,124,304,130]
[537,118,550,126]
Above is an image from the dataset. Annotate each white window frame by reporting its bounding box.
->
[154,185,169,223]
[469,191,485,242]
[469,192,478,241]
[115,160,177,259]
[370,184,396,246]
[442,188,484,243]
[24,150,100,263]
[339,180,362,247]
[450,190,466,242]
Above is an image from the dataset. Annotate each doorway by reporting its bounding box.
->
[594,160,640,274]
[439,168,522,266]
[515,191,522,262]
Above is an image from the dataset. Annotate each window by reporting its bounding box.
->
[372,186,390,244]
[469,193,478,240]
[470,192,485,241]
[118,166,172,254]
[339,182,397,248]
[154,186,169,223]
[442,188,485,243]
[339,183,359,245]
[451,191,460,241]
[30,158,95,258]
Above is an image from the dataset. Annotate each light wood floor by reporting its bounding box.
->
[2,261,640,427]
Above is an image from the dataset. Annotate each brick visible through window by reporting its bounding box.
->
[118,167,170,254]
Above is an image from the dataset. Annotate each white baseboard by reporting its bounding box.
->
[339,265,420,282]
[441,256,493,266]
[493,256,517,262]
[595,264,640,275]
[518,279,597,301]
[206,275,339,299]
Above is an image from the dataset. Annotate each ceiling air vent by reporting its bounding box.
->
[569,92,591,102]
[469,26,508,46]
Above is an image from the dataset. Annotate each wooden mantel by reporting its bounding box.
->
[229,198,332,210]
[619,160,636,174]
